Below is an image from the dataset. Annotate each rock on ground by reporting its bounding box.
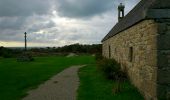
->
[66,53,78,57]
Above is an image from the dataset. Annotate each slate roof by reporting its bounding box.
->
[102,0,170,42]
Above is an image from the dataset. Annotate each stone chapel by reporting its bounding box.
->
[102,0,170,99]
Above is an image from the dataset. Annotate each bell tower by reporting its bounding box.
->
[118,3,125,22]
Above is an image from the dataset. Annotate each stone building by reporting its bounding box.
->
[102,0,170,99]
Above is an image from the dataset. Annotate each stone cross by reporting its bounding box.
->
[24,32,27,51]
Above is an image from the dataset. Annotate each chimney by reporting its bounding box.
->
[118,3,125,22]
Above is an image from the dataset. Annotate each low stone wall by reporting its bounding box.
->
[102,20,158,99]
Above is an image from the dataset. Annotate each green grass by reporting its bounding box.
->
[0,55,144,100]
[78,65,144,100]
[0,55,95,100]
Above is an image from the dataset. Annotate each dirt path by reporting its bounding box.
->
[22,65,85,100]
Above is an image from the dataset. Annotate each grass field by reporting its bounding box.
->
[78,65,144,100]
[0,55,94,100]
[0,55,143,100]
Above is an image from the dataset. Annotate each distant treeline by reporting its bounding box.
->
[0,46,23,58]
[0,44,102,58]
[31,43,102,54]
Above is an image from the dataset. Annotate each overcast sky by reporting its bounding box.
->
[0,0,140,47]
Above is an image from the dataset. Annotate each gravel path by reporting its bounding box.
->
[22,65,85,100]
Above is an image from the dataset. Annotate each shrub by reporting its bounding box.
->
[112,81,122,94]
[97,58,127,81]
[97,58,127,94]
[95,53,103,60]
[2,51,13,58]
[17,52,34,62]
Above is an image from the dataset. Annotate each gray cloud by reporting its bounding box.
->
[0,17,26,30]
[0,0,52,17]
[55,0,140,18]
[56,0,114,18]
[0,0,54,43]
[27,21,56,33]
[0,29,25,42]
[0,0,140,47]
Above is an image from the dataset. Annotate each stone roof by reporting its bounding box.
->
[102,0,170,42]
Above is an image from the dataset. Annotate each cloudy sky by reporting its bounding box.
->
[0,0,140,47]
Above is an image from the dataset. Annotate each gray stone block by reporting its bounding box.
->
[157,85,168,100]
[157,69,170,84]
[158,23,168,35]
[147,9,170,19]
[157,34,170,50]
[167,92,170,100]
[157,51,169,67]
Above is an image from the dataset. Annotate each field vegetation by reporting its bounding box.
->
[78,56,144,100]
[0,55,94,100]
[0,46,143,100]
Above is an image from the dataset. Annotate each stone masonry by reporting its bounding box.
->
[102,18,170,100]
[157,19,170,99]
[103,20,158,99]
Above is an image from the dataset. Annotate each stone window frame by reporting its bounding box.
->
[129,47,133,62]
[115,48,117,54]
[109,45,111,58]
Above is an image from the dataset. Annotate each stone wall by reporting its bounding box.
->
[157,19,170,99]
[102,20,158,99]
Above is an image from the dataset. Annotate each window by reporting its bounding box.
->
[129,47,133,62]
[115,48,117,54]
[109,45,111,58]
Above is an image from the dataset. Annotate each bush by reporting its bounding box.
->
[112,81,122,94]
[17,52,34,62]
[97,58,127,81]
[95,53,103,60]
[2,51,13,58]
